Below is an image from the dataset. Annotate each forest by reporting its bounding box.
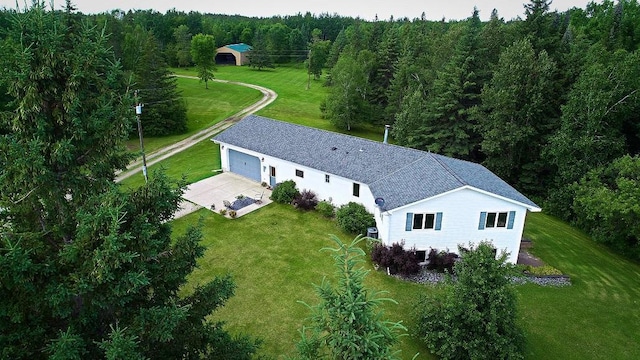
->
[52,0,639,260]
[0,0,639,358]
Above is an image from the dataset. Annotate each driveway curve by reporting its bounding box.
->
[116,76,277,182]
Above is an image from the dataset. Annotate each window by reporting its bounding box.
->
[407,212,442,231]
[479,211,516,230]
[353,183,360,197]
[270,166,276,177]
[325,174,330,183]
[295,169,304,178]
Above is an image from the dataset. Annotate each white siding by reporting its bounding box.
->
[218,142,374,210]
[378,187,528,264]
[219,142,529,263]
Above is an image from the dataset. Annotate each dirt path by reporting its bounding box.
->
[115,76,277,182]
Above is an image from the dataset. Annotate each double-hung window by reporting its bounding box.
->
[406,212,443,231]
[478,211,516,229]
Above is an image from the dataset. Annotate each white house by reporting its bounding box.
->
[212,115,541,263]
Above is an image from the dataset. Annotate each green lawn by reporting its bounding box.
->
[138,65,640,359]
[517,213,640,359]
[173,205,429,359]
[170,208,640,359]
[119,139,221,190]
[172,65,388,141]
[127,77,261,155]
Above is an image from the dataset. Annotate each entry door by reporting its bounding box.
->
[269,166,276,187]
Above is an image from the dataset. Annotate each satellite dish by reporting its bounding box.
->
[375,197,385,207]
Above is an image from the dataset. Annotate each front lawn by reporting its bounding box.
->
[170,207,640,359]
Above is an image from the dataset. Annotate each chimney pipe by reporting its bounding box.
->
[383,124,390,144]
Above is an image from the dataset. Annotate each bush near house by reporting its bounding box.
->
[415,242,525,360]
[293,189,318,210]
[316,200,335,218]
[371,242,421,276]
[335,202,375,235]
[426,249,459,273]
[270,180,299,204]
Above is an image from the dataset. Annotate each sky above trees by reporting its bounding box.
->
[1,0,597,21]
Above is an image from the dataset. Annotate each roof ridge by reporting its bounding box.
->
[430,153,467,186]
[368,156,427,186]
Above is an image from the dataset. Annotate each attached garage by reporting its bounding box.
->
[228,149,261,182]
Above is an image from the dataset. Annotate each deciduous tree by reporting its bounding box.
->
[190,33,216,89]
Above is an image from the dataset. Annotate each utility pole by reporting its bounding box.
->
[306,47,311,90]
[135,90,148,183]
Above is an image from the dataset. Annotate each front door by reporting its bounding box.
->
[269,166,276,187]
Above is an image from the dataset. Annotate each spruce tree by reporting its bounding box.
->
[0,4,257,358]
[133,28,188,136]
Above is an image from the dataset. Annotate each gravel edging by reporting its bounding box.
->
[389,269,572,287]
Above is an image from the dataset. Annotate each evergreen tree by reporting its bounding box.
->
[296,235,406,359]
[476,39,557,195]
[133,29,188,136]
[0,4,257,358]
[248,28,274,70]
[190,33,216,89]
[174,24,192,67]
[413,9,484,160]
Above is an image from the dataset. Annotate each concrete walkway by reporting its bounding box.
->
[174,172,272,219]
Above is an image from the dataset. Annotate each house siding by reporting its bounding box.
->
[379,187,527,264]
[220,142,374,210]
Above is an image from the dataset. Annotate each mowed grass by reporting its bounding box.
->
[516,213,640,360]
[173,205,430,359]
[170,207,640,359]
[126,77,262,154]
[172,65,388,141]
[119,139,221,190]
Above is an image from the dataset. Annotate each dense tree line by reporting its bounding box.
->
[321,0,640,260]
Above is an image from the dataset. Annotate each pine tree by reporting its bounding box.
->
[133,29,188,136]
[248,28,274,70]
[0,4,257,358]
[296,235,406,359]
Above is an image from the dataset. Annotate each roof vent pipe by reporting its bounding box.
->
[383,124,390,144]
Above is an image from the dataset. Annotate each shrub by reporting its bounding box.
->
[371,242,421,276]
[335,202,375,235]
[316,200,335,218]
[293,189,318,210]
[219,209,227,216]
[426,249,459,273]
[415,242,525,360]
[270,180,299,204]
[524,265,563,276]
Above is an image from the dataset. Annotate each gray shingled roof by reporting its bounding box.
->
[213,115,540,211]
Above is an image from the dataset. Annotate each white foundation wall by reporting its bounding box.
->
[379,188,528,264]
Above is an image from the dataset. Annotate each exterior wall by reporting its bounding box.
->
[216,47,249,65]
[378,187,528,264]
[219,142,528,263]
[218,142,374,210]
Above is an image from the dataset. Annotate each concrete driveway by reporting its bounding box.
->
[174,172,272,219]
